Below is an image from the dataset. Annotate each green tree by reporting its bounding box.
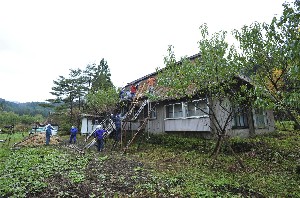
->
[233,0,300,129]
[0,111,19,126]
[83,58,117,115]
[157,24,248,167]
[50,58,115,125]
[85,86,119,115]
[50,68,88,124]
[84,58,114,92]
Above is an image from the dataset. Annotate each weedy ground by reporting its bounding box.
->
[0,129,300,197]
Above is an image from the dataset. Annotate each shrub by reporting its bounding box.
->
[275,121,295,131]
[146,134,214,152]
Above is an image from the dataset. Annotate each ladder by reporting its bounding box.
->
[83,117,115,150]
[123,102,158,153]
[82,138,97,150]
[132,100,148,121]
[85,117,111,142]
[103,118,116,139]
[121,99,148,148]
[122,82,147,121]
[121,82,148,147]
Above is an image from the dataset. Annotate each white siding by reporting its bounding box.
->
[165,117,210,131]
[81,118,96,135]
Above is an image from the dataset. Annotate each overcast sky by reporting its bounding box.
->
[0,0,290,103]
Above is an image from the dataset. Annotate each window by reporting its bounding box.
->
[166,104,173,118]
[166,103,183,118]
[233,107,249,128]
[174,103,183,118]
[92,118,100,125]
[186,99,208,117]
[165,98,208,119]
[254,109,266,128]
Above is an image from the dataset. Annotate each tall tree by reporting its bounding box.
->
[157,24,248,167]
[233,0,300,129]
[83,58,117,115]
[50,58,115,124]
[50,68,88,123]
[84,58,113,92]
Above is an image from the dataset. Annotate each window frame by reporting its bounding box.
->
[165,102,184,119]
[254,108,267,129]
[232,107,249,129]
[185,99,209,118]
[165,98,209,120]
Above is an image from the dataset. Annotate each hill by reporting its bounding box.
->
[0,98,52,117]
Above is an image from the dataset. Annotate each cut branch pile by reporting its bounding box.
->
[14,133,62,147]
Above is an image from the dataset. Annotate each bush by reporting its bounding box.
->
[275,121,295,131]
[57,122,70,136]
[146,134,214,152]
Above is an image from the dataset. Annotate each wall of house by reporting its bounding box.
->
[123,102,165,133]
[211,98,233,133]
[123,121,141,131]
[146,102,211,133]
[121,98,276,138]
[212,99,276,138]
[228,126,274,138]
[254,110,275,135]
[227,129,250,138]
[80,117,96,135]
[164,118,210,131]
[146,103,165,133]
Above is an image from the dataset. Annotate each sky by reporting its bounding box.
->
[0,0,290,103]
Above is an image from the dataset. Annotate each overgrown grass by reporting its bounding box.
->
[1,130,300,197]
[133,131,300,197]
[0,132,91,197]
[0,146,91,197]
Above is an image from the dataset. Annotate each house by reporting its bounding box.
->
[80,114,103,135]
[120,54,275,138]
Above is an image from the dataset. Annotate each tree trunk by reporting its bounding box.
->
[211,135,223,158]
[210,135,223,168]
[70,95,73,123]
[225,139,245,169]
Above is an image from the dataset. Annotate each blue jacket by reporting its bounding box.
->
[94,129,106,140]
[113,114,122,128]
[46,125,54,134]
[70,127,78,135]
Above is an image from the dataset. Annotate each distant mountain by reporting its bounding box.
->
[0,98,53,117]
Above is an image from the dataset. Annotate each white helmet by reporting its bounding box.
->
[96,125,102,129]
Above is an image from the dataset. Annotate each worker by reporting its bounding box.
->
[130,84,137,99]
[69,126,78,144]
[112,112,122,143]
[119,88,125,99]
[45,123,54,145]
[125,90,131,100]
[94,125,106,152]
[147,76,156,93]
